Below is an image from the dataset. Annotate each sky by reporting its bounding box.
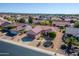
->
[0,3,79,14]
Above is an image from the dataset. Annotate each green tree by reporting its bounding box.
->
[70,20,75,23]
[59,26,65,32]
[67,37,75,45]
[49,20,53,25]
[19,18,26,23]
[40,20,50,25]
[74,22,79,28]
[28,16,33,24]
[66,37,75,55]
[5,25,16,29]
[45,20,50,25]
[59,26,64,29]
[19,29,27,34]
[0,26,4,30]
[48,32,56,40]
[6,17,13,21]
[31,24,36,28]
[40,20,46,25]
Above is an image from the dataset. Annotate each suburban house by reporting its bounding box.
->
[9,23,32,35]
[0,22,32,37]
[27,26,54,39]
[64,18,72,22]
[0,17,12,23]
[0,20,11,32]
[64,27,79,40]
[27,26,42,39]
[0,22,10,27]
[33,20,41,24]
[0,20,7,26]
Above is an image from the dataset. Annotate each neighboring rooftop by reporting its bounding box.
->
[31,26,42,34]
[0,22,10,27]
[66,27,79,36]
[10,23,32,31]
[53,21,71,26]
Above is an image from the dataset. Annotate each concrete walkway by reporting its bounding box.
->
[52,31,63,52]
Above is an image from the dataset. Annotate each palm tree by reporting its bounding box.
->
[67,37,75,48]
[59,26,65,32]
[66,37,75,55]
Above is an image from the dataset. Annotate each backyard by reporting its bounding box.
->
[27,26,63,54]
